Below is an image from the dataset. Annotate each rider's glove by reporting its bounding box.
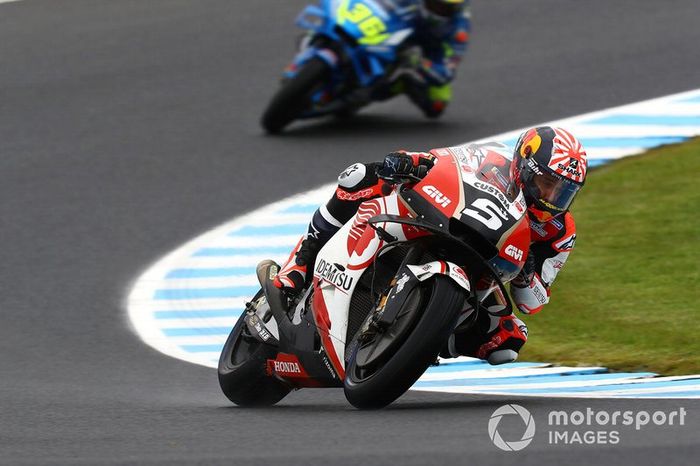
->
[378,152,417,180]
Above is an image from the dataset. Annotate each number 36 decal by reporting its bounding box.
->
[462,198,508,230]
[336,0,389,45]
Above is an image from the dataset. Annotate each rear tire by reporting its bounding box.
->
[261,58,330,134]
[218,309,291,407]
[344,276,465,409]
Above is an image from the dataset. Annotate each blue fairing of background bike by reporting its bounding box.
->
[292,0,416,87]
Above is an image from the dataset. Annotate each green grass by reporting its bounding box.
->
[519,138,700,375]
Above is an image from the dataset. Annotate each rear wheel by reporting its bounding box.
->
[261,58,330,134]
[217,295,291,407]
[344,276,465,409]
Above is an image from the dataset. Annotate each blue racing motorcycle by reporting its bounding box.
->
[261,0,419,133]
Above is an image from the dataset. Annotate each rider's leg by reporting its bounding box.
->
[274,162,387,292]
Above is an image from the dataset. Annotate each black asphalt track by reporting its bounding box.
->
[1,0,699,464]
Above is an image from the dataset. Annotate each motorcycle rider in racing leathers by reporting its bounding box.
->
[296,0,471,118]
[274,126,588,365]
[377,0,471,117]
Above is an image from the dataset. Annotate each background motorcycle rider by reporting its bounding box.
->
[274,126,588,365]
[294,0,471,117]
[376,0,471,117]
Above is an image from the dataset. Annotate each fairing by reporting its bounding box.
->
[401,145,531,278]
[267,144,531,388]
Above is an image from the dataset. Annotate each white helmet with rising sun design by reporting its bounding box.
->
[510,126,588,222]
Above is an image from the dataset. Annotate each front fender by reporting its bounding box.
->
[375,260,469,328]
[406,261,471,293]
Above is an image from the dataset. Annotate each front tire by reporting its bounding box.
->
[218,310,291,407]
[261,58,330,134]
[344,276,466,409]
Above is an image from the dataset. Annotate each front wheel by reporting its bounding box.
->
[261,58,331,134]
[344,276,466,409]
[218,297,291,407]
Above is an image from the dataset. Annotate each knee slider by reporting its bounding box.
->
[488,349,518,365]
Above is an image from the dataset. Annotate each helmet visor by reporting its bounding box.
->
[424,0,464,17]
[522,161,581,213]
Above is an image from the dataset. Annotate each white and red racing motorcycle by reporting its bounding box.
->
[218,143,532,409]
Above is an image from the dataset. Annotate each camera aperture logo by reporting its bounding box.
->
[488,404,536,451]
[488,404,688,451]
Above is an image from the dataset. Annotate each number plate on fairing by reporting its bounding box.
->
[457,171,527,246]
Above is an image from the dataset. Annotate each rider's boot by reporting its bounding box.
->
[273,235,322,294]
[272,201,346,294]
[475,314,528,365]
[441,312,528,365]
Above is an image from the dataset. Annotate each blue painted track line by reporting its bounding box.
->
[166,267,256,279]
[279,204,319,214]
[587,115,700,126]
[578,136,687,148]
[193,246,293,257]
[228,224,307,236]
[425,361,542,373]
[162,327,232,337]
[616,390,700,398]
[501,136,686,149]
[587,159,609,168]
[180,344,224,353]
[415,371,649,388]
[678,95,700,103]
[479,377,700,394]
[153,286,259,300]
[154,309,243,319]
